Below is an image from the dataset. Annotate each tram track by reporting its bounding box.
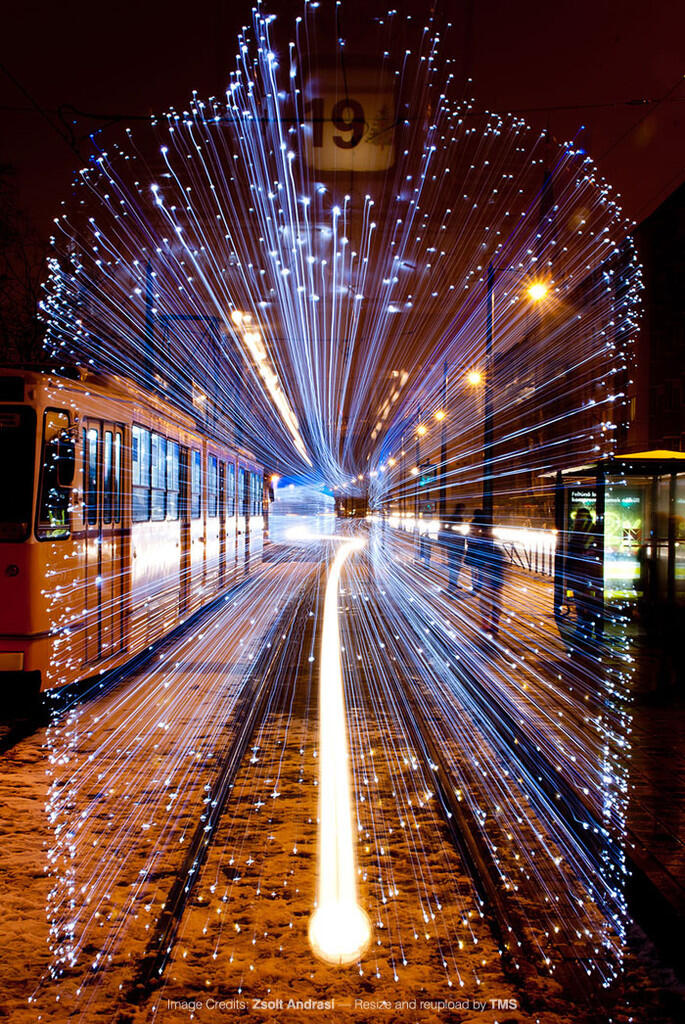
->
[122,540,600,1020]
[360,564,621,1016]
[151,550,526,1022]
[342,568,545,1014]
[31,539,621,1021]
[121,574,321,1010]
[20,552,321,1024]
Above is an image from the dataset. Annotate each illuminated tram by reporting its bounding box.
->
[0,367,265,695]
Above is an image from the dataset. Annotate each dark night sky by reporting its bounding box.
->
[2,0,684,241]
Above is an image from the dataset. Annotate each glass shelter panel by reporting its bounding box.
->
[676,473,685,605]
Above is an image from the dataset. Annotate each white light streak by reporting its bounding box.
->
[230,310,312,465]
[309,536,371,966]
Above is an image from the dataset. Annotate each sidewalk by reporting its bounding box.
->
[420,532,685,923]
[626,638,685,916]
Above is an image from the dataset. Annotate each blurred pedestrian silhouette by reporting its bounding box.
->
[465,508,488,592]
[418,495,436,565]
[566,506,601,639]
[478,525,505,636]
[439,502,466,595]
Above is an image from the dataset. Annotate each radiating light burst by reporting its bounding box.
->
[41,0,640,492]
[32,0,640,1013]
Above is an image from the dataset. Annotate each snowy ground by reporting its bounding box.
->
[1,539,684,1024]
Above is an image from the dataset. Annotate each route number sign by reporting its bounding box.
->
[303,70,396,173]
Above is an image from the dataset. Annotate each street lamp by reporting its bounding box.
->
[527,281,549,302]
[483,262,548,525]
[438,359,448,518]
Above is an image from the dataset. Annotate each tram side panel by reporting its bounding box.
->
[0,370,264,696]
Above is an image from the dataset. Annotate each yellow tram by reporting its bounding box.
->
[0,366,264,694]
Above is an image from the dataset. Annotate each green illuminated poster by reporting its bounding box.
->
[604,486,644,601]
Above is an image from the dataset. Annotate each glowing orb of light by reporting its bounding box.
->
[308,901,372,966]
[527,280,549,302]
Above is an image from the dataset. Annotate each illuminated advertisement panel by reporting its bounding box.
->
[604,483,645,602]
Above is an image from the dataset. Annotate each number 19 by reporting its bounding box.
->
[304,97,366,149]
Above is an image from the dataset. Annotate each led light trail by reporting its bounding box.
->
[309,536,371,965]
[27,0,644,1015]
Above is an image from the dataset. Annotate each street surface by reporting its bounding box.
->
[0,522,683,1024]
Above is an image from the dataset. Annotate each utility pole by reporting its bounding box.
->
[439,358,448,519]
[415,405,421,519]
[144,260,154,391]
[483,262,495,526]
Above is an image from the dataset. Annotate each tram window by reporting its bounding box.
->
[132,425,151,522]
[103,431,113,523]
[151,432,167,521]
[191,449,202,519]
[166,441,179,520]
[36,409,71,540]
[227,462,235,517]
[238,467,246,515]
[0,406,35,542]
[85,427,98,527]
[207,455,218,517]
[113,433,122,523]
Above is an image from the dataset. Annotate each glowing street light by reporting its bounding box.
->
[434,409,446,421]
[527,280,549,302]
[416,424,427,437]
[466,369,483,387]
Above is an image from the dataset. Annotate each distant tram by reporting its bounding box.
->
[334,495,368,518]
[0,367,265,695]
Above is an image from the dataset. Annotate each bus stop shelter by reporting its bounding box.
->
[554,451,685,635]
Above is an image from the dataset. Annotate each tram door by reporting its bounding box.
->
[218,461,226,587]
[250,472,264,560]
[237,465,248,569]
[83,419,125,663]
[179,445,191,615]
[226,461,236,581]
